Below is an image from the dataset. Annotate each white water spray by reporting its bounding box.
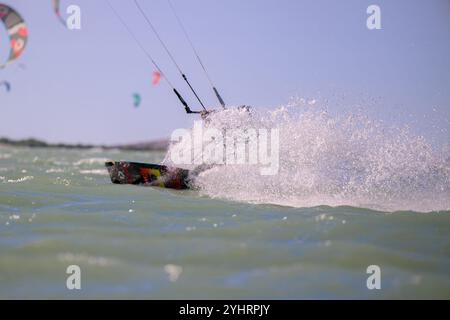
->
[163,103,450,212]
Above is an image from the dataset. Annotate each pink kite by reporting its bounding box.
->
[152,71,161,86]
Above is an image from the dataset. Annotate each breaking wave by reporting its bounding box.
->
[163,103,450,212]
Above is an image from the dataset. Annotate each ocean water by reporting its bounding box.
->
[1,107,450,299]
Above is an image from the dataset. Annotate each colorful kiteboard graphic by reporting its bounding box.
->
[105,161,191,190]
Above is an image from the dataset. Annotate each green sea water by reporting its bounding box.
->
[1,146,449,299]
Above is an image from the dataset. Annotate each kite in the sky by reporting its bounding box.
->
[132,93,141,108]
[52,0,67,27]
[0,80,11,92]
[0,4,28,69]
[152,71,161,86]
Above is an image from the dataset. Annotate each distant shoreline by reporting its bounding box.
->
[0,137,169,151]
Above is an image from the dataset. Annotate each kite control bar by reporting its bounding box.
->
[173,88,202,114]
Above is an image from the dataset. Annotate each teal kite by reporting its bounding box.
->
[133,93,141,108]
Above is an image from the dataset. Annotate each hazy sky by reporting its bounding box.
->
[0,0,449,145]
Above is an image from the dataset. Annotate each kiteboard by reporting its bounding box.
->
[105,161,191,190]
